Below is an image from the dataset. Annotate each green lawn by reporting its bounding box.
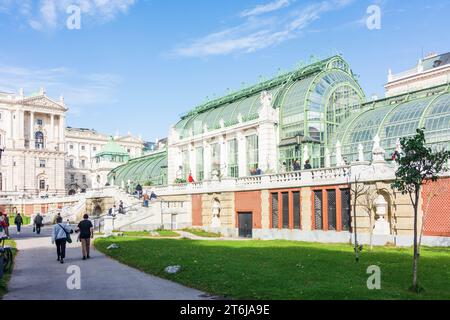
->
[0,240,17,299]
[95,237,450,300]
[121,230,180,238]
[182,228,221,238]
[8,216,31,226]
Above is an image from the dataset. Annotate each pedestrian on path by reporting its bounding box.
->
[34,213,44,234]
[0,213,7,237]
[76,214,94,260]
[14,213,23,234]
[3,212,10,237]
[118,201,124,214]
[51,216,73,264]
[143,192,150,207]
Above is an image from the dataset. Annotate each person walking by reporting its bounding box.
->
[51,216,72,264]
[135,183,143,199]
[76,214,94,260]
[34,213,44,235]
[52,212,61,225]
[14,213,23,234]
[108,205,117,217]
[118,201,124,214]
[0,213,7,237]
[143,192,150,207]
[3,212,10,237]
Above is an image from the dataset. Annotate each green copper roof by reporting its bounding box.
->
[96,137,129,157]
[175,56,364,140]
[108,149,168,186]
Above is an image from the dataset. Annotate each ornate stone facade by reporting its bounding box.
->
[0,89,66,197]
[65,127,143,194]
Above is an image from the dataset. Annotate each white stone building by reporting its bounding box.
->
[167,90,279,184]
[65,127,143,194]
[0,89,67,197]
[385,52,450,97]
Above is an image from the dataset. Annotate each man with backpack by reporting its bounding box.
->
[14,213,24,234]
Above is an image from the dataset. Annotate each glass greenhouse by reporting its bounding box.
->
[108,150,167,188]
[109,55,450,186]
[333,85,450,163]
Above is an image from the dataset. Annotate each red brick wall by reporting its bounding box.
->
[24,205,34,216]
[423,178,450,237]
[235,191,262,229]
[191,195,203,227]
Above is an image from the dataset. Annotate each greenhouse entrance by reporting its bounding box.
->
[238,212,253,238]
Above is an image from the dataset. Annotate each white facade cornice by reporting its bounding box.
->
[170,119,260,148]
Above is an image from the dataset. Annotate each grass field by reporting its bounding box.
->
[0,239,17,299]
[121,230,180,238]
[182,228,221,238]
[8,216,31,226]
[95,237,450,300]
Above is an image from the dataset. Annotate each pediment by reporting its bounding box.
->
[22,95,68,112]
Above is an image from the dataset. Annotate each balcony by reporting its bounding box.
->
[144,166,353,196]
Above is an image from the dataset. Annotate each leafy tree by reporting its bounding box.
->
[391,128,450,292]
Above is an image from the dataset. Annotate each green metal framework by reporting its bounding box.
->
[175,55,365,169]
[333,84,450,163]
[108,150,168,187]
[107,57,450,185]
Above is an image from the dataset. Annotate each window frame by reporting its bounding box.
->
[270,188,302,230]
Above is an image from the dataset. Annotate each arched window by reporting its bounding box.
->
[35,131,44,149]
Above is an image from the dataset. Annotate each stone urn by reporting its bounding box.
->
[373,194,391,235]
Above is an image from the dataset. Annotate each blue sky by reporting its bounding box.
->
[0,0,449,141]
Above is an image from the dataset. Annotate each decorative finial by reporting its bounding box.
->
[39,87,45,95]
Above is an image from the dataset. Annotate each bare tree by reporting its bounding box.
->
[350,174,369,262]
[357,186,378,251]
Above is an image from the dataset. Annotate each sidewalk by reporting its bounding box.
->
[3,227,211,300]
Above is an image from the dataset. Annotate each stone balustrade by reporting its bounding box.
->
[141,165,355,196]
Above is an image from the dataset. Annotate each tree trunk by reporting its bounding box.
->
[353,197,359,262]
[412,189,420,292]
[369,211,373,251]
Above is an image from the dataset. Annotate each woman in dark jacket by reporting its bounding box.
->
[15,213,24,234]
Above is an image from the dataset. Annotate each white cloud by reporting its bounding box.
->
[240,0,291,17]
[175,0,355,57]
[0,0,137,30]
[0,64,121,112]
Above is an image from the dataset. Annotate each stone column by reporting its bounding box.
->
[203,141,211,180]
[258,91,278,173]
[50,114,55,146]
[6,110,13,148]
[219,135,227,177]
[189,144,196,179]
[237,131,247,177]
[59,115,65,152]
[29,111,35,149]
